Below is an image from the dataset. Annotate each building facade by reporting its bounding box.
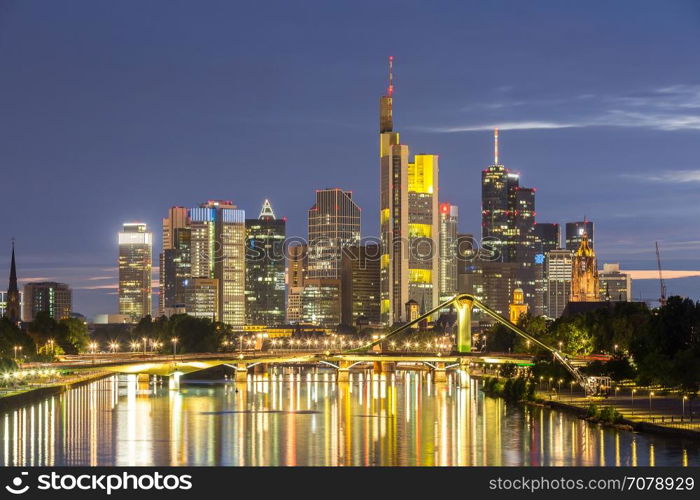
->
[160,206,189,315]
[546,249,573,318]
[565,220,594,251]
[245,200,286,326]
[438,202,458,303]
[533,222,561,317]
[118,223,152,322]
[571,233,599,302]
[301,278,341,326]
[22,282,72,322]
[286,244,307,323]
[341,244,381,327]
[599,263,632,302]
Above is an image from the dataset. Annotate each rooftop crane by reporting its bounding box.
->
[655,241,667,307]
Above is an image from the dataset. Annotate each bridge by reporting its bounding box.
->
[68,294,585,390]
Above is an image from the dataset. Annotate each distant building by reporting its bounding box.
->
[4,241,21,324]
[534,223,561,317]
[571,233,599,302]
[118,223,152,322]
[187,278,219,320]
[0,291,23,320]
[534,223,561,254]
[301,278,341,327]
[565,220,594,251]
[159,207,189,315]
[599,263,632,302]
[245,200,286,326]
[477,260,521,325]
[286,244,307,323]
[438,203,459,303]
[546,249,573,318]
[341,244,381,327]
[92,314,132,325]
[22,282,72,322]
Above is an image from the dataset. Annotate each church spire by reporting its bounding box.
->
[6,239,21,324]
[8,239,17,294]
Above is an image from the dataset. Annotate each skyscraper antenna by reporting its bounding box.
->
[387,56,394,97]
[494,128,499,164]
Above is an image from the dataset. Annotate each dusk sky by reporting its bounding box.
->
[2,0,700,318]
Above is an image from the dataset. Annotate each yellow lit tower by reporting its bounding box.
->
[570,231,599,302]
[379,57,439,325]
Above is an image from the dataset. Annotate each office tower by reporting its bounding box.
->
[245,200,286,326]
[189,200,246,326]
[307,188,360,279]
[509,288,528,324]
[22,282,72,322]
[546,249,573,318]
[301,278,341,326]
[477,260,521,324]
[379,57,439,325]
[5,242,21,324]
[286,244,307,323]
[118,223,152,322]
[0,291,23,320]
[533,223,560,317]
[439,202,459,303]
[480,129,536,316]
[599,263,632,302]
[565,220,594,251]
[571,233,599,302]
[187,278,219,320]
[159,207,188,314]
[161,227,191,315]
[341,244,381,327]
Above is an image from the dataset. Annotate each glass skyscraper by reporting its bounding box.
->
[118,223,152,322]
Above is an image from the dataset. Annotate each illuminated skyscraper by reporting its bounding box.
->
[307,189,360,279]
[189,200,246,327]
[533,222,560,316]
[439,202,458,303]
[546,249,573,318]
[566,220,594,251]
[118,223,152,321]
[159,207,188,315]
[245,200,286,326]
[286,244,307,323]
[22,282,72,322]
[341,244,381,327]
[379,57,439,325]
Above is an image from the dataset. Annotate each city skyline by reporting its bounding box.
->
[2,1,700,317]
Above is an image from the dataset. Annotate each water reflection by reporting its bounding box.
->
[0,370,698,466]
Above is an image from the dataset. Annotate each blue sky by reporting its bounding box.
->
[1,0,700,317]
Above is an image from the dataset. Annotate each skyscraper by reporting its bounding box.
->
[379,57,439,325]
[286,244,307,323]
[23,282,72,322]
[341,244,381,327]
[534,223,561,255]
[118,223,152,321]
[245,200,286,326]
[5,241,20,324]
[566,220,594,251]
[534,223,561,316]
[546,249,573,318]
[189,200,246,327]
[439,202,459,303]
[159,207,188,315]
[307,189,360,279]
[571,233,599,302]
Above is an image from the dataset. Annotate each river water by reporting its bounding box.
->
[0,370,697,466]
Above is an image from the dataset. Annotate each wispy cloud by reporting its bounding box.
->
[419,121,577,132]
[620,170,700,183]
[627,270,700,280]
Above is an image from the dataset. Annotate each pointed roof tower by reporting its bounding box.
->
[6,239,21,323]
[8,240,17,294]
[259,199,276,220]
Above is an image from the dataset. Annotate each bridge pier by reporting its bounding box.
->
[381,362,396,373]
[253,363,267,375]
[455,297,473,353]
[433,362,447,383]
[373,361,383,374]
[337,361,351,383]
[457,359,470,388]
[168,372,181,391]
[234,363,248,382]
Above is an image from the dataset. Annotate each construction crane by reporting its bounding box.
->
[655,241,667,307]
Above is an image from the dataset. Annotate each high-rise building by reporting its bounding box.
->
[534,223,561,255]
[546,249,573,318]
[286,244,307,323]
[301,278,341,326]
[480,129,536,316]
[245,200,286,326]
[159,207,188,314]
[22,282,72,322]
[379,57,439,325]
[5,242,21,324]
[599,263,632,302]
[187,278,219,320]
[307,189,360,279]
[341,244,381,327]
[571,233,599,302]
[477,260,521,324]
[118,223,152,322]
[161,227,191,314]
[533,223,561,316]
[566,220,594,251]
[438,202,458,303]
[189,200,246,327]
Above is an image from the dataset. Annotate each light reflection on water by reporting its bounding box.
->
[0,370,698,466]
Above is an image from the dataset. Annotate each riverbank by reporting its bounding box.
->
[0,370,112,411]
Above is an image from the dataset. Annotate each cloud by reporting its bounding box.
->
[620,170,700,183]
[627,270,700,280]
[418,121,578,132]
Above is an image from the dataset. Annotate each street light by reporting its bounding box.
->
[631,388,637,416]
[682,395,688,419]
[649,391,655,419]
[142,337,148,355]
[48,339,55,357]
[109,341,118,353]
[171,337,178,357]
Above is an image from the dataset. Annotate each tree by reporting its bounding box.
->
[57,318,90,354]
